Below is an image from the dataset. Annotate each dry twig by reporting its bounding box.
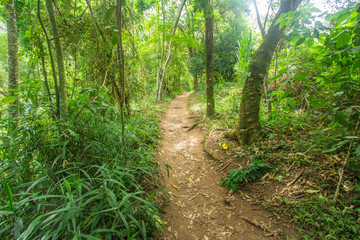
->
[187,120,205,131]
[240,216,277,236]
[334,116,360,202]
[287,169,305,187]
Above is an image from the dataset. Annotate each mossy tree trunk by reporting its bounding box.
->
[235,0,303,144]
[205,0,214,117]
[6,0,19,127]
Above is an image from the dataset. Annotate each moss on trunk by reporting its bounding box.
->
[235,0,303,144]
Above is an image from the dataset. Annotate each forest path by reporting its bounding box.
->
[156,93,276,240]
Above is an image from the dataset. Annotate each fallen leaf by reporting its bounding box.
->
[172,184,179,189]
[222,143,228,150]
[306,189,320,194]
[189,194,198,200]
[186,177,194,184]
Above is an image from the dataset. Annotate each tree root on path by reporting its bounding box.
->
[187,120,205,131]
[203,131,223,164]
[239,216,278,237]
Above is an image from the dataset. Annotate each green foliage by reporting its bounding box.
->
[0,85,163,239]
[220,160,271,192]
[288,195,360,239]
[234,30,254,83]
[188,29,242,82]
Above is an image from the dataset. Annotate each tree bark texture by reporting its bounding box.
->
[37,0,60,118]
[205,0,214,117]
[188,47,198,91]
[6,0,19,124]
[235,0,303,144]
[46,0,67,118]
[253,0,265,39]
[116,0,126,147]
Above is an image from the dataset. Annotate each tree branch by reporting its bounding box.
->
[263,0,273,30]
[334,116,360,202]
[253,0,265,39]
[85,0,107,43]
[49,6,88,41]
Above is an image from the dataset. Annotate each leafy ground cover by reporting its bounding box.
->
[188,90,360,239]
[0,85,169,239]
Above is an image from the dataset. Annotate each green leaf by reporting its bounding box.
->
[295,38,306,47]
[0,211,13,216]
[3,177,14,211]
[343,136,359,139]
[336,12,351,26]
[348,46,360,54]
[269,134,276,140]
[63,178,72,198]
[336,32,350,48]
[112,34,119,45]
[294,72,309,83]
[333,111,351,128]
[1,96,17,106]
[310,7,321,12]
[18,215,43,240]
[75,234,101,240]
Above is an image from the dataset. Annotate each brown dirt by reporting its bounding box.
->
[156,93,299,240]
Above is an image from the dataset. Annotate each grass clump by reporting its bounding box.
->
[287,195,360,240]
[0,85,163,239]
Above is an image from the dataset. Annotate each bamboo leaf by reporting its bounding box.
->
[3,177,14,211]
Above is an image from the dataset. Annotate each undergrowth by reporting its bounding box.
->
[220,160,271,192]
[189,83,360,239]
[0,85,165,239]
[287,195,360,240]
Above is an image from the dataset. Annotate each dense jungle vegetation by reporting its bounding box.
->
[0,0,359,239]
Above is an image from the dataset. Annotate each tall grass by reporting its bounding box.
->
[0,84,163,239]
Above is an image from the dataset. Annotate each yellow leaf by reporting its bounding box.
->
[172,184,179,189]
[222,143,228,150]
[186,178,193,183]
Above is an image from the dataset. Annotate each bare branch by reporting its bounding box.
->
[253,0,266,39]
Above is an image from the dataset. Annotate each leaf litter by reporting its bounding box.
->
[156,93,299,240]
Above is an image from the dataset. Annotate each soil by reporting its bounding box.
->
[156,93,300,240]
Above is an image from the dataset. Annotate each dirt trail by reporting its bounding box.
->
[157,93,287,240]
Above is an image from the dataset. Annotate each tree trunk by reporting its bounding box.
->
[116,0,126,148]
[6,0,19,126]
[46,0,67,118]
[37,0,60,118]
[235,0,303,144]
[193,75,198,91]
[155,0,165,99]
[188,47,198,91]
[205,0,214,117]
[156,0,186,101]
[37,37,52,105]
[85,0,107,43]
[253,0,265,39]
